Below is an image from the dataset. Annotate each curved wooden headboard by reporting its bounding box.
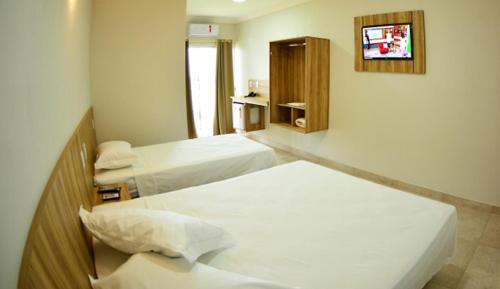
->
[18,108,97,289]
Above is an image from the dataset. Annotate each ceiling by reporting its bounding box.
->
[187,0,313,23]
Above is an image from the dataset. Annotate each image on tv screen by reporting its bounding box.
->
[362,24,413,60]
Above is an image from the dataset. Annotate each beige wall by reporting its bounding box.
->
[0,0,92,288]
[91,0,188,147]
[215,23,237,40]
[236,0,500,206]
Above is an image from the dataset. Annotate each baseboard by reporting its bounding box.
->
[247,134,500,214]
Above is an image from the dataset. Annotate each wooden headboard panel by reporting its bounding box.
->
[18,108,97,289]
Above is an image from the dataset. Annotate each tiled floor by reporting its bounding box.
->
[275,148,302,165]
[274,150,500,289]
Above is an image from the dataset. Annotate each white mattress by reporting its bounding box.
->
[93,161,457,289]
[94,134,277,196]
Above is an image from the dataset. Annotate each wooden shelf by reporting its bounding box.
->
[270,36,330,133]
[274,122,306,133]
[277,103,306,110]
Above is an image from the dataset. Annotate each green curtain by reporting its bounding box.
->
[213,39,235,135]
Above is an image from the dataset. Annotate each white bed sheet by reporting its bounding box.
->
[93,161,457,289]
[94,134,277,196]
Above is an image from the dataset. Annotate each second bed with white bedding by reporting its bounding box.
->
[94,161,457,289]
[94,134,277,196]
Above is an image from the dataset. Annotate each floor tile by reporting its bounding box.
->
[465,246,500,275]
[450,238,479,270]
[457,246,500,289]
[423,283,452,289]
[455,206,490,242]
[428,264,465,289]
[274,149,301,164]
[457,272,500,289]
[480,214,500,249]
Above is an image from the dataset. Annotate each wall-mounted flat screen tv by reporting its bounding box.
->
[362,23,413,60]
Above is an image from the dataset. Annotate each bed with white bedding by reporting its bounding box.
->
[93,161,457,289]
[94,134,277,196]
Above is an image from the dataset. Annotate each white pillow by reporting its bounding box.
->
[95,141,138,170]
[79,207,234,263]
[90,252,298,289]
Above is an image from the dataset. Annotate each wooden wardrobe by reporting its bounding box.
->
[270,36,330,133]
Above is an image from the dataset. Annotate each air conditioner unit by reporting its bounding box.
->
[189,24,220,38]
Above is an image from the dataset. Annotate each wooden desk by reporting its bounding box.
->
[231,96,269,107]
[232,96,268,132]
[92,183,131,206]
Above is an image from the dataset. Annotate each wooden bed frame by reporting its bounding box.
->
[18,108,97,289]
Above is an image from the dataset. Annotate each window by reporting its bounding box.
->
[188,44,217,137]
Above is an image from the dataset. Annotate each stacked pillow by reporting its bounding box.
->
[94,141,138,170]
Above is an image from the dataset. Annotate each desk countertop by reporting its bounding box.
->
[231,96,269,107]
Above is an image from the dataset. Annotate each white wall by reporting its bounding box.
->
[0,0,92,288]
[91,0,188,147]
[236,0,500,206]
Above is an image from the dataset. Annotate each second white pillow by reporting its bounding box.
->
[95,141,138,170]
[80,207,234,263]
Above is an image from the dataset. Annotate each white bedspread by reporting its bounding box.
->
[94,134,277,196]
[94,161,457,289]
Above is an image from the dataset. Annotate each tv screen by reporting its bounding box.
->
[362,23,413,60]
